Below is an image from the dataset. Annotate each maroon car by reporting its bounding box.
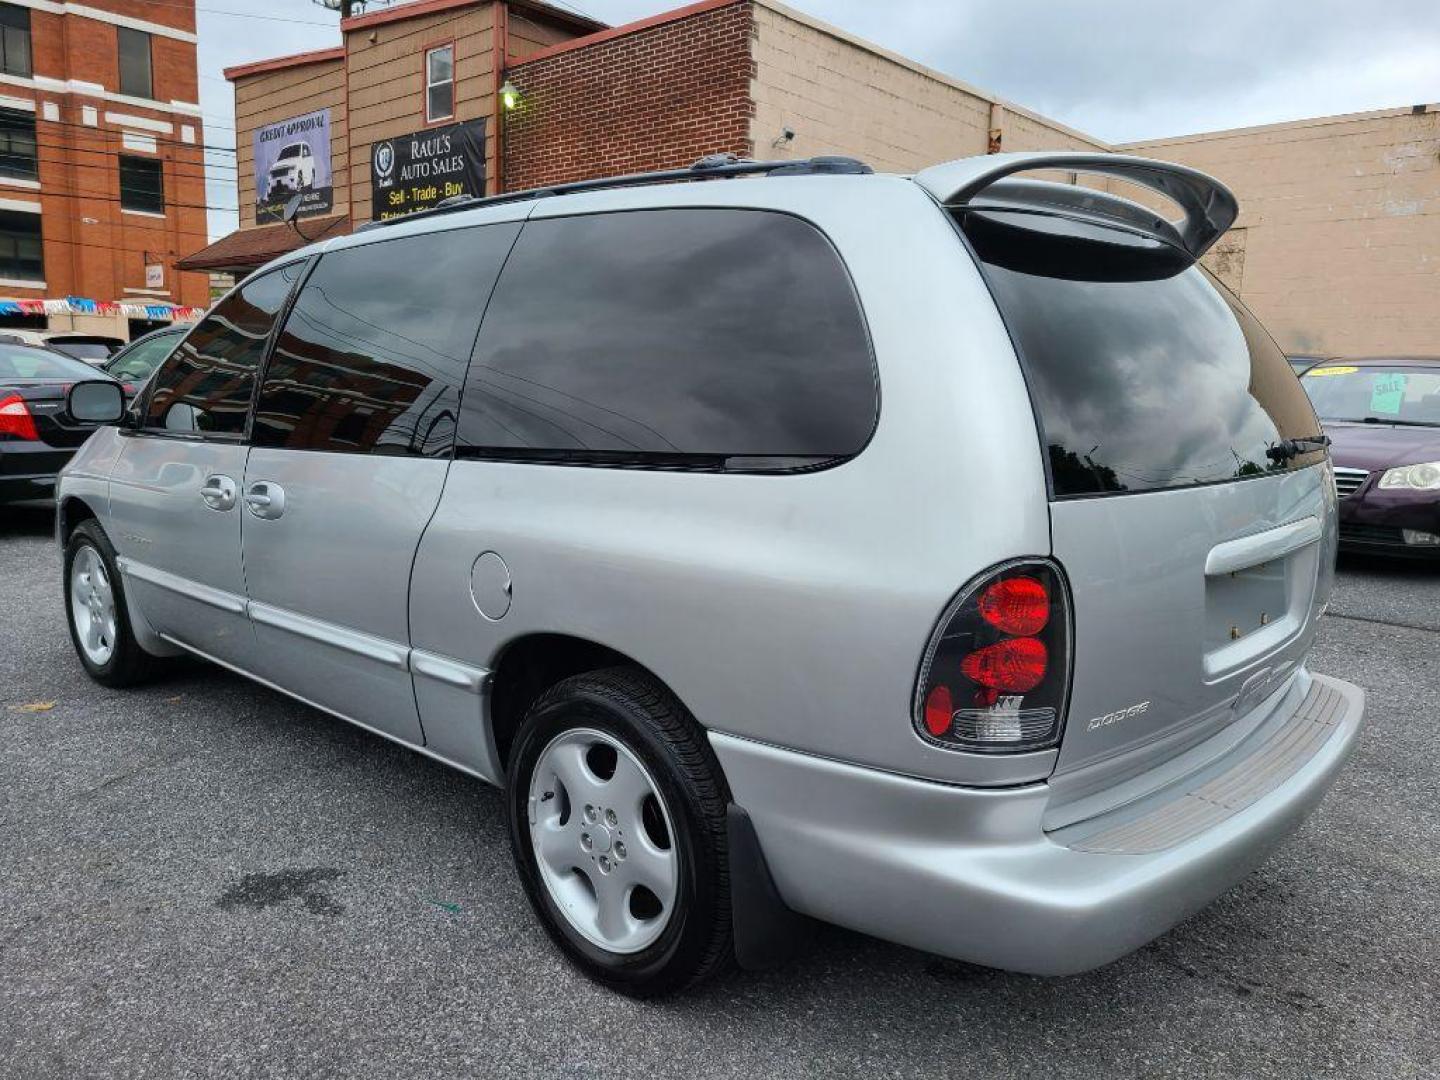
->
[1302,357,1440,557]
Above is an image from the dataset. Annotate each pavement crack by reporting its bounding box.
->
[1324,610,1440,634]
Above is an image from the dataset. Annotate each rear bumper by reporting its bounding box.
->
[711,672,1363,975]
[2,443,74,502]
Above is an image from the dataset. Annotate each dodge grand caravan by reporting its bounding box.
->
[56,151,1364,996]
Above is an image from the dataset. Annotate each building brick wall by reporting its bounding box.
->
[504,0,755,191]
[749,0,1103,174]
[1127,106,1440,357]
[0,0,209,319]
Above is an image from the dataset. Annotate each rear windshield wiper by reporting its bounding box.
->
[1360,416,1440,428]
[1266,434,1331,463]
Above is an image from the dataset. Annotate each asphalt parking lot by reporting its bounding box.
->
[2,504,1437,1080]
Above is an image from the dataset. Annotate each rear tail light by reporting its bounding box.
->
[0,393,39,441]
[914,559,1072,753]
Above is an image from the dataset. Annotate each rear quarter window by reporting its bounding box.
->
[958,209,1322,498]
[456,208,876,470]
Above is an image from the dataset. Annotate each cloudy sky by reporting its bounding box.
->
[199,0,1440,238]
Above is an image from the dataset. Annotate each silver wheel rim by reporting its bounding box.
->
[527,727,680,955]
[70,544,118,667]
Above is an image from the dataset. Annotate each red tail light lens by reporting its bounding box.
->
[913,560,1071,753]
[923,685,954,737]
[960,636,1047,693]
[977,576,1050,636]
[0,394,39,441]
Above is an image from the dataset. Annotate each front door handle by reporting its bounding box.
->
[243,481,286,520]
[200,474,237,511]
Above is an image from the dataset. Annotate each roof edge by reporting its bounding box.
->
[1120,102,1439,149]
[224,47,345,83]
[343,0,604,35]
[753,0,1109,152]
[509,0,742,68]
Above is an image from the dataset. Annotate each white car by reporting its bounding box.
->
[265,142,316,198]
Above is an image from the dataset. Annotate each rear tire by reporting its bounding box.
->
[63,519,163,688]
[506,667,733,996]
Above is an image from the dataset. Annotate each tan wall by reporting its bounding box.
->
[345,4,497,224]
[749,0,1104,173]
[506,6,579,58]
[1127,106,1440,357]
[233,59,349,230]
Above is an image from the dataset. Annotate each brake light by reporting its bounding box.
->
[977,576,1050,636]
[960,636,1047,693]
[914,560,1071,753]
[0,393,38,440]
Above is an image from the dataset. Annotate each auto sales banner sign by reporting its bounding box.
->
[254,108,334,223]
[371,118,487,222]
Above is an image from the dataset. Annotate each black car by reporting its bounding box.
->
[43,333,126,363]
[103,324,188,387]
[0,344,123,505]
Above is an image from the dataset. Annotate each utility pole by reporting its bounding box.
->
[311,0,369,19]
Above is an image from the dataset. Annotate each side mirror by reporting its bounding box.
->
[66,380,126,424]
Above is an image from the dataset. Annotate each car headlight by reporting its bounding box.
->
[1379,461,1440,490]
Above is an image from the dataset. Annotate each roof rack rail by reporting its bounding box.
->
[913,152,1238,260]
[357,154,872,233]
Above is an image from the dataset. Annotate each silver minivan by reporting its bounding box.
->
[56,151,1364,996]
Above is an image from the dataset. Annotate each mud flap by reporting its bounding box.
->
[727,804,809,971]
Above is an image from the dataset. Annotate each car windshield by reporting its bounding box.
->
[107,333,183,380]
[1302,365,1440,426]
[279,146,302,160]
[0,345,108,381]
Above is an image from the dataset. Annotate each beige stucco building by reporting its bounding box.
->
[1126,106,1440,357]
[185,0,1439,358]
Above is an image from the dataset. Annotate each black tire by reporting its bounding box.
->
[62,519,164,688]
[506,666,733,996]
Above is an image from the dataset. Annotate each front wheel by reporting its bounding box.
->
[63,520,162,687]
[506,667,733,996]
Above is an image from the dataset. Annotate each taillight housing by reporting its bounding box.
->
[914,559,1072,753]
[0,393,39,441]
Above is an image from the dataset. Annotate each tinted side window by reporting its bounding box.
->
[457,209,875,467]
[252,223,520,457]
[143,262,304,436]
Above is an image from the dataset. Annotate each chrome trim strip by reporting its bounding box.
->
[410,649,490,693]
[114,556,247,615]
[247,601,410,671]
[156,635,494,786]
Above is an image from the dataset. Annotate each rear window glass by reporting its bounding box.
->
[457,208,876,470]
[49,341,113,361]
[0,345,99,381]
[959,209,1322,498]
[1302,365,1440,426]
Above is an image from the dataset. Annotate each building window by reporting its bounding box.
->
[0,4,30,78]
[425,44,454,123]
[118,27,152,99]
[119,155,164,214]
[0,107,36,181]
[0,209,42,282]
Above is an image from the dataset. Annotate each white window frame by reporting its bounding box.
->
[424,43,454,124]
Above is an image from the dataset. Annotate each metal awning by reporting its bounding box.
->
[177,215,351,274]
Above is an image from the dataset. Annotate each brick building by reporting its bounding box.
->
[0,0,209,339]
[187,0,1439,357]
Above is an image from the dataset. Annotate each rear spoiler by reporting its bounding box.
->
[914,152,1239,261]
